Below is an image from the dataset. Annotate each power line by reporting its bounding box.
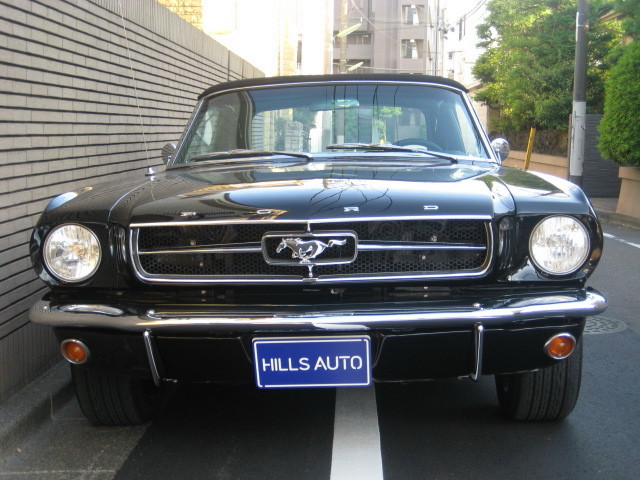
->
[342,23,446,32]
[456,0,487,24]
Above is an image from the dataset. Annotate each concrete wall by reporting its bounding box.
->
[503,151,569,180]
[0,0,262,404]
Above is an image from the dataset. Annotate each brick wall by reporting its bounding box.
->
[0,0,263,404]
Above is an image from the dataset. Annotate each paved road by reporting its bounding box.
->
[1,223,638,480]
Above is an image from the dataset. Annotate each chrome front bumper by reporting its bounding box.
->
[29,289,607,334]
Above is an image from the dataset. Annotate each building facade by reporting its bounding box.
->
[443,0,487,87]
[156,0,204,30]
[443,0,492,129]
[160,0,334,76]
[332,0,447,74]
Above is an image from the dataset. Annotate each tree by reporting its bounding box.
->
[473,0,620,131]
[598,41,640,166]
[611,0,640,39]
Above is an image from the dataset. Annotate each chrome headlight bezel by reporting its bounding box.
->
[43,224,102,283]
[529,215,590,276]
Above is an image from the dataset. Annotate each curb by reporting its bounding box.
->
[595,209,640,230]
[0,361,73,462]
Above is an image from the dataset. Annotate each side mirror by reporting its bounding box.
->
[490,138,510,162]
[161,143,177,164]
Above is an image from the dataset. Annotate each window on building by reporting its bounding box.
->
[347,33,372,45]
[458,18,466,41]
[402,5,425,25]
[401,39,423,59]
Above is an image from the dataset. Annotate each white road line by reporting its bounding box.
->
[604,232,640,250]
[330,386,384,480]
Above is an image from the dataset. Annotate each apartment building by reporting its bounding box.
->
[442,0,491,128]
[332,0,447,75]
[443,0,487,87]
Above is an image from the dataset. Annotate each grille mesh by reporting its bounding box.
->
[138,224,303,250]
[133,220,490,281]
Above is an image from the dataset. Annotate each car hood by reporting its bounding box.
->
[41,160,593,226]
[117,162,509,225]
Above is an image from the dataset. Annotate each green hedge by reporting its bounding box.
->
[490,130,568,157]
[598,42,640,167]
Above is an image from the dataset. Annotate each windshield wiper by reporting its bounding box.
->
[325,143,458,163]
[186,149,314,164]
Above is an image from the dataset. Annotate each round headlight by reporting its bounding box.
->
[529,216,589,275]
[43,224,101,282]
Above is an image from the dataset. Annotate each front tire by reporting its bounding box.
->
[495,340,583,421]
[72,365,160,426]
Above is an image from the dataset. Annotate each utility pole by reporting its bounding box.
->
[569,0,589,186]
[339,0,348,73]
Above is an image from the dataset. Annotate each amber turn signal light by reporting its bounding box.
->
[60,339,90,364]
[544,333,576,360]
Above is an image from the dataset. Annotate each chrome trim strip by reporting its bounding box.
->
[139,243,486,255]
[140,246,262,255]
[143,330,162,386]
[167,98,204,167]
[130,215,492,228]
[461,85,497,164]
[127,270,489,284]
[29,291,607,333]
[358,243,486,251]
[469,323,484,381]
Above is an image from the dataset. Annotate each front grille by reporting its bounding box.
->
[131,219,492,283]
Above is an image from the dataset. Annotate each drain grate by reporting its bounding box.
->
[584,316,628,335]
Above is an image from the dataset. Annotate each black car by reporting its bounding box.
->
[29,74,606,425]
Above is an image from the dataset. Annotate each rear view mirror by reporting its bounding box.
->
[491,138,510,162]
[309,98,360,111]
[161,143,177,164]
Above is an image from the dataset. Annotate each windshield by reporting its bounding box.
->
[174,83,491,164]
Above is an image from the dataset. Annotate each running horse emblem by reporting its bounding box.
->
[276,238,347,263]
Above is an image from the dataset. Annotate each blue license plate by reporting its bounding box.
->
[252,336,371,389]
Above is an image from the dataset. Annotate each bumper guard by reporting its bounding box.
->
[30,289,606,334]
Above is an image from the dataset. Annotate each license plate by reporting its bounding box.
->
[252,336,371,389]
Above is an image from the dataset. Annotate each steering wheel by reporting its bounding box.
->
[395,138,442,152]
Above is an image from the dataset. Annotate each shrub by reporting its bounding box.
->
[490,130,568,157]
[598,42,640,167]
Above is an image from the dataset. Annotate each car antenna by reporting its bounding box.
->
[117,0,154,176]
